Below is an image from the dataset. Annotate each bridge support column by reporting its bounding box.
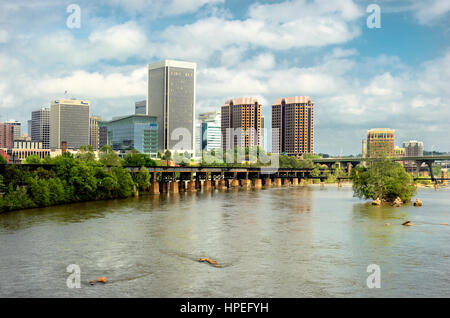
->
[254,179,262,189]
[150,181,159,194]
[308,179,313,184]
[203,180,212,191]
[274,178,282,187]
[347,163,352,175]
[187,180,197,192]
[442,169,448,186]
[241,179,251,189]
[169,181,179,194]
[179,181,186,192]
[292,178,298,186]
[218,179,227,190]
[159,181,168,193]
[264,178,272,187]
[230,179,240,188]
[283,178,290,186]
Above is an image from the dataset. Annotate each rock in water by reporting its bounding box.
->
[413,199,423,207]
[96,276,108,284]
[402,221,413,226]
[199,258,219,266]
[372,198,381,206]
[392,197,403,207]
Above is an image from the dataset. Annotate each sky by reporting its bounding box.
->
[0,0,449,155]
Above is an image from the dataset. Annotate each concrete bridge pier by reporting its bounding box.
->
[264,178,272,187]
[274,178,282,187]
[347,163,353,175]
[159,181,168,193]
[254,178,262,189]
[283,178,290,186]
[241,178,252,189]
[187,180,197,192]
[179,181,186,192]
[150,181,160,194]
[230,179,240,188]
[300,178,305,186]
[292,178,298,186]
[218,179,228,190]
[442,169,448,186]
[169,181,179,194]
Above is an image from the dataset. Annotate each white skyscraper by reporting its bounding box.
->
[147,60,196,154]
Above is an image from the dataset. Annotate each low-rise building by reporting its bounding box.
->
[99,115,158,157]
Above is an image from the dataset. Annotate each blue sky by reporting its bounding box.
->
[0,0,449,155]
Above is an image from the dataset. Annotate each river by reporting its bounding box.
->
[0,185,449,297]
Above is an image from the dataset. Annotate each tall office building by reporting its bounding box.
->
[89,115,102,151]
[147,60,196,154]
[366,128,395,157]
[221,98,262,150]
[99,115,159,156]
[31,107,50,149]
[199,111,221,153]
[135,100,147,115]
[0,123,14,149]
[403,140,423,157]
[4,120,21,139]
[50,99,90,149]
[272,96,314,156]
[27,120,32,136]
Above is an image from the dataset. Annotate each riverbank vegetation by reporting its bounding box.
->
[351,158,416,203]
[0,146,156,213]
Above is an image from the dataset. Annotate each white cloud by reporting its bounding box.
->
[0,30,10,43]
[411,0,450,24]
[32,68,147,99]
[104,0,224,17]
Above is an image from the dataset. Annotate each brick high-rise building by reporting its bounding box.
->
[0,123,15,149]
[272,96,314,156]
[221,98,262,150]
[366,128,395,157]
[89,115,102,151]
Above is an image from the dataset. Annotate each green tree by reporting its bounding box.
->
[124,150,157,167]
[23,155,42,164]
[99,145,122,166]
[0,154,6,164]
[110,166,135,198]
[77,145,96,163]
[135,166,151,191]
[162,150,172,161]
[351,158,416,203]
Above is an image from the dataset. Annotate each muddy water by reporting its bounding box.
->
[0,185,449,297]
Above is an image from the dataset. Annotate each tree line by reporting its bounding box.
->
[0,146,155,213]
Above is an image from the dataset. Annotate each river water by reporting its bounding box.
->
[0,185,449,297]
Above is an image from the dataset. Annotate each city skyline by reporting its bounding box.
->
[0,0,449,155]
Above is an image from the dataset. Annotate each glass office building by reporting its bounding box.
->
[99,115,158,157]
